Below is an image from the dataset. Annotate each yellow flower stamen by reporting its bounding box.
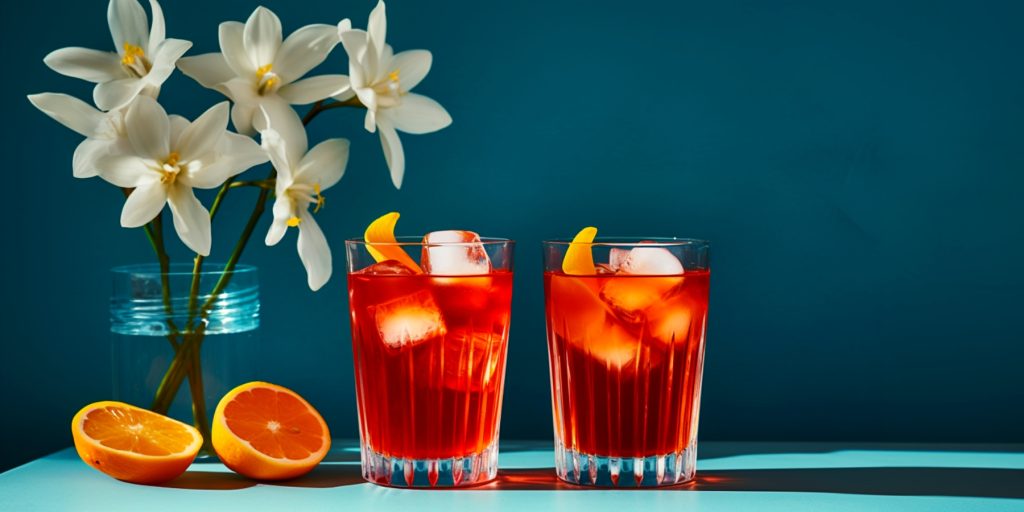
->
[256,64,280,94]
[287,216,302,227]
[159,152,182,184]
[313,183,325,213]
[121,42,145,66]
[388,70,400,83]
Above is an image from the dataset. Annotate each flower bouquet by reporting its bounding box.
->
[30,0,450,448]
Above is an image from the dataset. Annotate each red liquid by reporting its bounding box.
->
[348,271,513,459]
[545,270,709,458]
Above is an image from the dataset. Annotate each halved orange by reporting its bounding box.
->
[562,226,598,275]
[364,212,423,272]
[212,382,331,481]
[71,401,202,485]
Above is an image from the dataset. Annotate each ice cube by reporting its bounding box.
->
[582,321,642,368]
[599,276,684,322]
[355,259,417,275]
[373,290,447,349]
[617,247,684,275]
[421,230,491,275]
[548,275,641,368]
[608,248,631,272]
[648,300,693,345]
[438,329,504,391]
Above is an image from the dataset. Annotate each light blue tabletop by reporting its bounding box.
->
[1,441,1022,511]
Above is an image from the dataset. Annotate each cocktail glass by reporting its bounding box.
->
[346,236,514,487]
[543,238,710,487]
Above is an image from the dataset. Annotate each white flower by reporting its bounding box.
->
[177,6,347,156]
[336,0,452,189]
[27,93,130,178]
[261,124,349,291]
[43,0,192,111]
[94,96,268,255]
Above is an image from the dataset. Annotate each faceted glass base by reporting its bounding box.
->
[360,441,499,488]
[554,439,697,487]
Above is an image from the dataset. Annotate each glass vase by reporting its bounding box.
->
[110,263,260,454]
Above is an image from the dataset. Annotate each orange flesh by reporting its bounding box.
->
[223,388,325,460]
[82,405,195,456]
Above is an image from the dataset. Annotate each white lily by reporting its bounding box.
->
[27,93,130,178]
[260,124,349,291]
[94,96,268,255]
[336,0,452,189]
[43,0,191,111]
[177,6,346,155]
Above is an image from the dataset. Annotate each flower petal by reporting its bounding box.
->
[168,114,189,148]
[278,75,350,105]
[331,86,355,102]
[43,48,125,83]
[219,21,255,77]
[94,78,146,111]
[265,198,291,246]
[254,96,307,165]
[337,28,366,65]
[147,0,165,52]
[376,115,405,189]
[175,101,228,161]
[120,180,167,228]
[244,6,282,67]
[386,93,452,134]
[96,154,157,187]
[296,138,349,191]
[186,132,267,189]
[144,38,192,87]
[125,95,170,159]
[391,49,432,92]
[367,0,387,63]
[297,210,332,291]
[363,106,377,132]
[167,184,212,255]
[231,103,256,135]
[337,18,351,36]
[221,78,262,134]
[108,0,149,51]
[73,138,117,178]
[177,53,234,92]
[27,93,106,137]
[274,24,338,84]
[260,127,293,183]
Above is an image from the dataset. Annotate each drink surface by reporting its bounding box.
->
[348,270,513,460]
[545,269,710,458]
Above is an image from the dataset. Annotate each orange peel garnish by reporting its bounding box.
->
[562,226,598,275]
[364,212,423,273]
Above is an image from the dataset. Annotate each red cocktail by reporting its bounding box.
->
[544,236,710,486]
[346,224,514,488]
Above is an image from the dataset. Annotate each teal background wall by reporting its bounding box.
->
[3,0,1022,471]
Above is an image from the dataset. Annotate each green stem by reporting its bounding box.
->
[148,98,359,421]
[185,328,212,453]
[229,180,275,190]
[208,176,235,221]
[122,188,180,350]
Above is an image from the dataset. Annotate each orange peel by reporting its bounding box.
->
[562,226,598,275]
[364,212,423,273]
